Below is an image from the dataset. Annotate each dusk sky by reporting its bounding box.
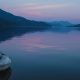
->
[0,0,80,23]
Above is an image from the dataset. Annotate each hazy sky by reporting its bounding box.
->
[0,0,80,23]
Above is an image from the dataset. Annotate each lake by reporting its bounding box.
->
[0,28,80,80]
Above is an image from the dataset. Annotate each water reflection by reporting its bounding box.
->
[0,27,80,43]
[0,68,12,80]
[0,27,80,80]
[0,27,48,43]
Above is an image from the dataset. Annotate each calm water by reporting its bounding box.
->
[0,29,80,80]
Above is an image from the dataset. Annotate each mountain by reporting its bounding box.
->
[69,24,80,30]
[0,9,51,30]
[0,9,52,42]
[68,24,80,28]
[71,24,80,27]
[50,21,73,27]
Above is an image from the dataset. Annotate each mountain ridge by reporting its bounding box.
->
[0,9,51,30]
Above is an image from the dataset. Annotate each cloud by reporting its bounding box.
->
[14,3,66,11]
[25,4,66,10]
[12,3,66,17]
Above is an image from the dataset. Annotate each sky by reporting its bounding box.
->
[0,0,80,23]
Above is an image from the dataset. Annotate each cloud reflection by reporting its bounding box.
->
[18,33,68,52]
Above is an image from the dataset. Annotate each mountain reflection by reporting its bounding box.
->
[0,68,11,80]
[0,27,80,43]
[0,27,48,43]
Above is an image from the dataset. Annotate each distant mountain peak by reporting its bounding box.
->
[50,21,73,27]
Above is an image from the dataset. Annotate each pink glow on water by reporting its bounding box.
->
[0,31,80,53]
